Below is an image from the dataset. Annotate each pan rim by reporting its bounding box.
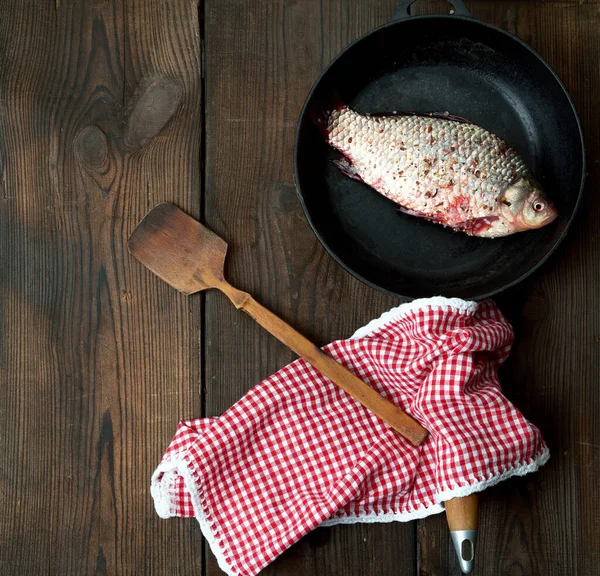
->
[293,14,586,301]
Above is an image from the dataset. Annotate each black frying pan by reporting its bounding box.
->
[294,0,585,301]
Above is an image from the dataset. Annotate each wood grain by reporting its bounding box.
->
[0,1,203,574]
[203,0,417,574]
[411,2,600,575]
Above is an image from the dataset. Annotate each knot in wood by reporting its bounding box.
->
[124,76,183,151]
[74,125,108,168]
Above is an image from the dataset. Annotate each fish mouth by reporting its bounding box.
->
[534,207,559,228]
[527,195,559,228]
[543,199,558,221]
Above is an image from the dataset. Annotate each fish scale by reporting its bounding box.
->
[323,106,550,237]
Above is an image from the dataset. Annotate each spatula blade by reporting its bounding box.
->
[128,203,228,294]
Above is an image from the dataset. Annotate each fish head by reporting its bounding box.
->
[506,178,558,230]
[482,178,558,237]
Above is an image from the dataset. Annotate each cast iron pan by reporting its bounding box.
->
[294,0,585,301]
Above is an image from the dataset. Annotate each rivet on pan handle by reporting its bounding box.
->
[392,0,472,21]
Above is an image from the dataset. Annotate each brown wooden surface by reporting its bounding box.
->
[0,1,599,575]
[0,0,203,574]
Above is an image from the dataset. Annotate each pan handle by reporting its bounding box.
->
[392,0,472,20]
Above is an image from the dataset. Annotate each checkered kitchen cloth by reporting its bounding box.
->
[151,297,549,576]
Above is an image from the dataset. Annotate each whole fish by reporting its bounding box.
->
[319,104,557,237]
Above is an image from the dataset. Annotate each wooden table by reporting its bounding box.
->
[0,1,598,574]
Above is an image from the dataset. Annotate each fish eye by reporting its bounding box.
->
[533,200,546,212]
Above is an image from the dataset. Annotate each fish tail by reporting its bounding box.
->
[311,90,346,136]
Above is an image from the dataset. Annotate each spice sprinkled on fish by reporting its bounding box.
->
[319,104,557,237]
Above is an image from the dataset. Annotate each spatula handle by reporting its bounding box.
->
[445,493,479,574]
[220,282,428,446]
[446,493,479,531]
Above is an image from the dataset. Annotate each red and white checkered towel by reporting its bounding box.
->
[151,297,549,576]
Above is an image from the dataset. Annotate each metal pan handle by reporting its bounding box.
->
[392,0,472,21]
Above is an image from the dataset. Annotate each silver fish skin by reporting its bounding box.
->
[324,106,557,237]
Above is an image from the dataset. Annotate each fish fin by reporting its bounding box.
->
[397,206,426,218]
[397,208,500,234]
[454,216,499,235]
[370,110,473,124]
[397,206,446,224]
[332,158,363,182]
[311,90,346,136]
[428,112,473,124]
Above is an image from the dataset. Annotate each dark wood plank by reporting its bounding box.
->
[203,0,417,574]
[0,1,202,573]
[410,1,600,575]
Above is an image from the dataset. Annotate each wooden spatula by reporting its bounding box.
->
[128,203,428,446]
